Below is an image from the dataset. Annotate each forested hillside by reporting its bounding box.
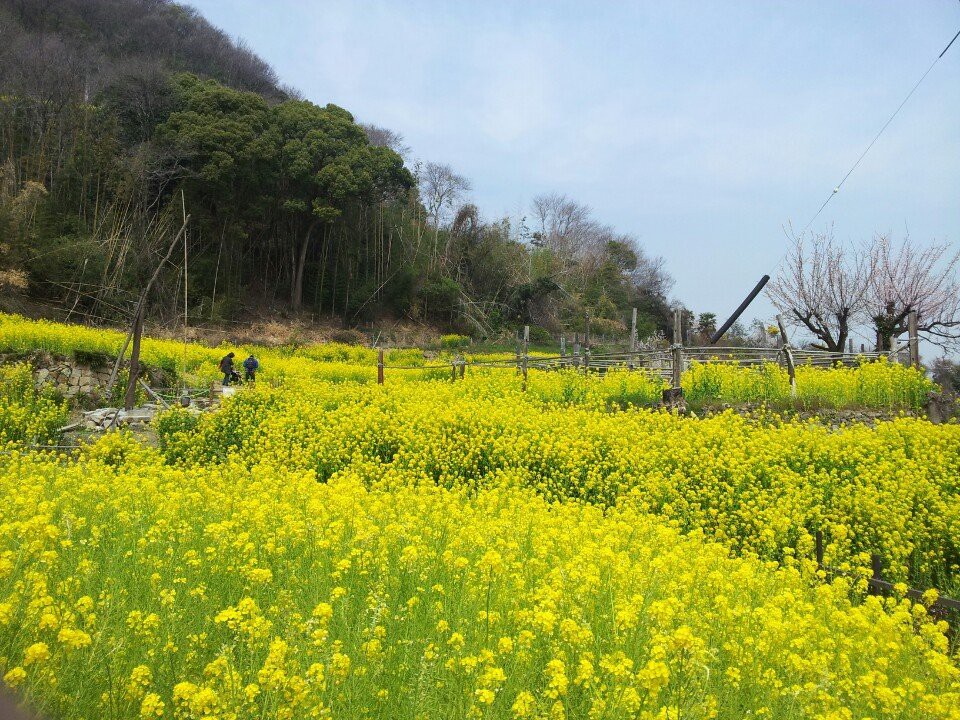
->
[0,0,675,339]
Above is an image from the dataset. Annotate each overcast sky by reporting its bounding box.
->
[189,0,959,350]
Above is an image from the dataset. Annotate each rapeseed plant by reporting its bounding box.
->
[1,442,959,718]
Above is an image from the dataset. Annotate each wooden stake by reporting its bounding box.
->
[815,530,824,570]
[181,189,189,395]
[776,314,796,397]
[522,326,529,390]
[630,307,637,353]
[377,347,384,385]
[139,379,170,409]
[908,310,920,369]
[870,554,883,596]
[671,308,683,389]
[124,304,143,411]
[515,330,522,374]
[107,215,191,398]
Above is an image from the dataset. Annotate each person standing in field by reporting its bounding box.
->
[219,352,235,386]
[243,354,259,382]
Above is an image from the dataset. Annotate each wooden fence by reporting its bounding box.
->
[814,531,960,619]
[376,308,916,393]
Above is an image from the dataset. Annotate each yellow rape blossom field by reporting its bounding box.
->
[0,313,936,410]
[2,440,960,720]
[157,380,960,596]
[1,315,959,719]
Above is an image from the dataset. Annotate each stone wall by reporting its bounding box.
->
[33,360,115,401]
[0,350,171,406]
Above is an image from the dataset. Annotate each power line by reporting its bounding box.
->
[791,25,960,241]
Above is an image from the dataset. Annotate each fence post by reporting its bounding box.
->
[560,335,566,358]
[776,314,796,397]
[585,311,591,348]
[671,307,683,389]
[515,331,522,374]
[630,307,637,353]
[522,326,530,390]
[908,310,920,369]
[573,334,581,368]
[583,347,590,375]
[847,338,853,357]
[377,348,384,385]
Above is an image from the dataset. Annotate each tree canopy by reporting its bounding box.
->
[0,0,676,341]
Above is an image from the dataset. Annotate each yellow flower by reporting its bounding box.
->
[312,602,333,622]
[3,667,27,687]
[139,692,164,718]
[331,652,351,680]
[512,691,537,718]
[126,665,153,698]
[637,659,670,694]
[544,659,568,699]
[247,567,273,584]
[574,656,595,687]
[38,612,59,631]
[478,549,504,574]
[475,688,496,705]
[23,642,51,666]
[57,627,92,650]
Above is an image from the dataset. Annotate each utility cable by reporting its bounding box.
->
[788,26,960,251]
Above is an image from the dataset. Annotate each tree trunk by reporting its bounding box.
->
[291,221,318,311]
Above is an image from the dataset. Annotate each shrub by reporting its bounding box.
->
[439,334,470,350]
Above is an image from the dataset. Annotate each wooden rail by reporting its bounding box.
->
[814,531,960,614]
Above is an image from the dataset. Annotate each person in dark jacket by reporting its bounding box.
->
[243,354,259,382]
[219,352,235,386]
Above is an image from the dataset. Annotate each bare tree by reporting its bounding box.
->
[531,193,596,262]
[767,229,871,352]
[867,234,960,350]
[361,123,410,159]
[631,244,674,300]
[419,162,470,266]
